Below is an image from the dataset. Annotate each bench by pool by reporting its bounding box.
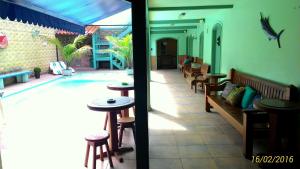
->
[0,70,32,89]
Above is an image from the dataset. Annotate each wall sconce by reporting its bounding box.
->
[178,12,186,19]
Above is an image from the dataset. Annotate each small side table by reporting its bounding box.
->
[254,98,300,154]
[87,96,135,157]
[205,73,227,85]
[205,73,226,95]
[107,82,134,117]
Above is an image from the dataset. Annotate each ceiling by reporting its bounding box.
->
[149,0,235,32]
[149,0,236,8]
[3,0,131,25]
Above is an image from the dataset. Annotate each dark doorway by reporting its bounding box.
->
[156,38,177,69]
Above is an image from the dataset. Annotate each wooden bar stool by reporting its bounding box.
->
[118,117,136,147]
[84,131,113,169]
[103,107,135,130]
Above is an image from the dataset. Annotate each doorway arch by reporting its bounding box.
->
[211,23,222,74]
[156,38,178,69]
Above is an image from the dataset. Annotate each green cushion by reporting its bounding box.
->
[183,59,191,65]
[226,87,245,106]
[241,86,257,109]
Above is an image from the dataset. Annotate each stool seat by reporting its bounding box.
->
[118,117,135,124]
[118,117,136,147]
[84,130,113,169]
[85,131,109,142]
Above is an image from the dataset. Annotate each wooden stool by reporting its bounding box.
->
[103,107,135,130]
[84,131,113,169]
[118,117,136,147]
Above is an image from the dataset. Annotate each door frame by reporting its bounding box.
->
[199,31,204,58]
[156,37,178,69]
[211,22,223,74]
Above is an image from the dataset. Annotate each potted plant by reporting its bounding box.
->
[33,67,41,79]
[105,34,133,75]
[40,35,91,76]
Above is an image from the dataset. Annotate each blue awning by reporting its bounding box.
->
[0,0,131,34]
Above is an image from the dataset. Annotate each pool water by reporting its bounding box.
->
[0,71,134,169]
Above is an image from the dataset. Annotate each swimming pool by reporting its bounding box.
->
[1,71,134,169]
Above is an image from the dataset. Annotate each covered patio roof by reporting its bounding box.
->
[0,0,131,34]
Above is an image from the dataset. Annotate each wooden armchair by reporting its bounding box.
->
[191,64,210,93]
[183,57,203,78]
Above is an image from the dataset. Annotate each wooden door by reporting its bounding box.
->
[156,38,177,69]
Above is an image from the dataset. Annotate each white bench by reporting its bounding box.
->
[0,70,32,89]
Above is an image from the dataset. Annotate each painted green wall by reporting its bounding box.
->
[203,0,300,87]
[185,23,204,58]
[150,33,186,56]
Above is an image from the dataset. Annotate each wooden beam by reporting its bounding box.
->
[149,5,234,11]
[151,26,197,30]
[150,19,203,24]
[130,0,149,169]
[151,30,185,34]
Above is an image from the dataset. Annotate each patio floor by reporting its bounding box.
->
[0,69,261,169]
[148,70,260,169]
[1,73,62,97]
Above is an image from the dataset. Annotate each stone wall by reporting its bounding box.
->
[0,18,57,74]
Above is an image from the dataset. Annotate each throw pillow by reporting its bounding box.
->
[241,86,257,109]
[226,87,245,106]
[222,82,238,98]
[247,94,262,109]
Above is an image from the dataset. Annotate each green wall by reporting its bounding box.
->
[203,0,300,87]
[186,23,204,58]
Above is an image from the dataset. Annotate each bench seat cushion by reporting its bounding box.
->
[209,95,243,124]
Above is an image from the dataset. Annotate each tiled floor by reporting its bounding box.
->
[148,70,260,169]
[0,70,261,169]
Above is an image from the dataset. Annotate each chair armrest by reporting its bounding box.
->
[217,79,232,85]
[205,82,227,92]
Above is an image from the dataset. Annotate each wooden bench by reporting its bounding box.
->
[205,68,296,158]
[191,64,210,93]
[0,71,32,89]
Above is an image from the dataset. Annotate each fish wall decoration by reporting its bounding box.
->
[260,12,284,48]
